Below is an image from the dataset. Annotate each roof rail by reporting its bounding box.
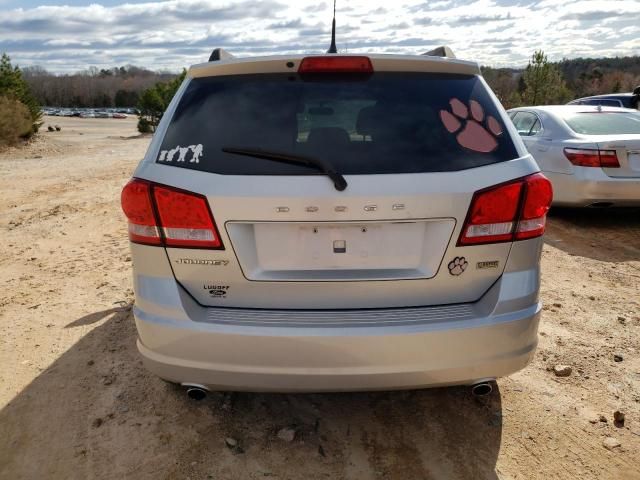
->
[421,46,456,59]
[209,48,235,62]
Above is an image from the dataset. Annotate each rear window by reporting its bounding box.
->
[569,98,633,108]
[563,111,640,135]
[157,72,518,175]
[581,99,623,107]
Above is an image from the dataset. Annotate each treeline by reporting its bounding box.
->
[20,53,640,112]
[559,56,640,97]
[23,65,176,108]
[483,54,640,109]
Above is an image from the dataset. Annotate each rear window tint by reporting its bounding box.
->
[563,112,640,135]
[158,72,518,175]
[569,98,634,108]
[592,99,623,107]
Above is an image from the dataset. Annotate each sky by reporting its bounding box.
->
[0,0,638,73]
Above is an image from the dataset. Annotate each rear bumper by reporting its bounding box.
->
[133,255,542,392]
[548,170,640,207]
[136,305,539,392]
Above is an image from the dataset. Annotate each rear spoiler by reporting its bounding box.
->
[208,46,456,62]
[209,48,235,62]
[421,46,456,59]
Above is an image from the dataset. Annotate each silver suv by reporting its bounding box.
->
[121,50,552,394]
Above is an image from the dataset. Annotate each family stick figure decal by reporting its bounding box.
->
[158,144,204,164]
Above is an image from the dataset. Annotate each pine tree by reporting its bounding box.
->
[137,69,186,133]
[0,53,42,136]
[521,51,571,106]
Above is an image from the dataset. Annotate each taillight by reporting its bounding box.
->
[564,148,620,168]
[153,185,221,248]
[598,150,620,168]
[458,173,553,246]
[121,179,161,245]
[121,179,223,249]
[460,182,522,245]
[515,173,554,240]
[298,56,373,74]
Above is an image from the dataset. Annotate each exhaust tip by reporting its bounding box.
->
[182,383,209,401]
[471,381,493,397]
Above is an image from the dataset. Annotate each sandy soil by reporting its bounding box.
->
[1,116,639,479]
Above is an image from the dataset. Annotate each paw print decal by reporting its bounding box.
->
[448,256,468,276]
[440,99,503,153]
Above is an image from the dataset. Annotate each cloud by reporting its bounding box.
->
[448,12,518,25]
[269,18,304,29]
[0,0,638,72]
[409,1,460,13]
[385,21,411,30]
[412,17,432,26]
[304,3,329,13]
[559,10,627,21]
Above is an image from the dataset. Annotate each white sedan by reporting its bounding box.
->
[508,105,640,207]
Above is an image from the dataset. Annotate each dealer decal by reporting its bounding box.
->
[204,285,229,299]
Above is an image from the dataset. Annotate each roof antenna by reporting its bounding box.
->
[327,0,337,53]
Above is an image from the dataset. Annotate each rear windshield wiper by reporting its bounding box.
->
[221,147,348,191]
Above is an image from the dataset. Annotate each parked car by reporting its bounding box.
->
[568,88,639,109]
[508,105,640,207]
[121,48,552,395]
[112,112,128,119]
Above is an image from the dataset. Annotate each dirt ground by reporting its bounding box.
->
[1,116,639,480]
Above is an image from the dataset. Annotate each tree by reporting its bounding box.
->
[0,96,32,146]
[114,89,139,107]
[21,65,49,78]
[481,66,520,108]
[137,87,165,131]
[137,69,186,133]
[0,53,42,137]
[520,50,571,106]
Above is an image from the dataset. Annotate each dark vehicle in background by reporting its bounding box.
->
[568,87,640,109]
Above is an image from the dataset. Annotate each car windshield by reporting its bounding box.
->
[562,111,640,135]
[158,72,518,175]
